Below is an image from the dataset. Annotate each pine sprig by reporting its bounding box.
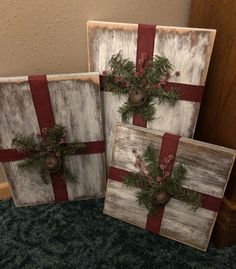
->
[118,102,133,122]
[61,161,78,182]
[143,146,162,178]
[124,146,202,215]
[47,125,65,145]
[12,133,38,151]
[11,125,85,184]
[39,168,50,184]
[137,102,156,121]
[18,153,46,168]
[104,52,181,122]
[124,172,148,189]
[149,86,179,107]
[56,142,86,155]
[108,51,136,78]
[137,188,154,213]
[145,54,173,84]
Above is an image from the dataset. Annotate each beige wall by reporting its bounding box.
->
[0,0,191,77]
[0,0,191,182]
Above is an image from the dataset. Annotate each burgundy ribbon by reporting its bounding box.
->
[100,75,204,103]
[108,133,222,234]
[146,133,180,233]
[132,24,156,128]
[0,75,105,203]
[29,75,69,203]
[28,75,55,137]
[0,149,30,163]
[164,82,204,103]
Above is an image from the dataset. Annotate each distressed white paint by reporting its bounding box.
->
[147,100,201,138]
[104,179,148,229]
[87,21,216,164]
[160,198,217,251]
[0,73,106,206]
[3,161,54,206]
[104,124,235,251]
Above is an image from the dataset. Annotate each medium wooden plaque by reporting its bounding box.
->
[104,124,235,251]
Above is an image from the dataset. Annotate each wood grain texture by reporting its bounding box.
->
[0,73,106,206]
[104,124,235,251]
[189,0,236,247]
[87,21,216,162]
[0,183,11,200]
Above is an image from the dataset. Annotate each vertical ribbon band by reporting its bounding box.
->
[133,24,156,128]
[145,133,180,234]
[28,75,55,137]
[28,75,69,203]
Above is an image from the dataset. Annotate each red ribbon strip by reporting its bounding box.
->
[133,24,156,128]
[135,24,156,72]
[99,75,204,103]
[164,82,204,103]
[28,75,55,137]
[146,133,180,233]
[108,166,222,213]
[0,149,30,163]
[28,75,69,202]
[0,141,105,163]
[159,133,180,173]
[0,75,105,203]
[108,134,222,234]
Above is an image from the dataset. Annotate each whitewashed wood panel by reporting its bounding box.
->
[160,198,217,251]
[0,73,106,206]
[87,21,216,162]
[110,124,235,198]
[104,179,148,229]
[104,124,235,251]
[104,179,217,251]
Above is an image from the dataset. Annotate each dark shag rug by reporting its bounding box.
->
[0,198,235,269]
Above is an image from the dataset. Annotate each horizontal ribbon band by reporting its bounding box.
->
[73,141,105,155]
[0,141,105,163]
[165,82,204,103]
[0,149,30,163]
[108,166,222,213]
[99,75,204,103]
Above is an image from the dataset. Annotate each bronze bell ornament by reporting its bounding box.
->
[128,88,148,106]
[45,155,62,173]
[151,190,171,207]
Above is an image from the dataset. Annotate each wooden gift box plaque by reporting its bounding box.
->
[0,73,106,206]
[87,21,216,159]
[104,124,235,251]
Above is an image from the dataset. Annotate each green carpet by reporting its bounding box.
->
[0,199,235,269]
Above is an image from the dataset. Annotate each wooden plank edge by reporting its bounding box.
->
[223,197,236,210]
[114,124,236,156]
[0,182,11,200]
[87,20,216,33]
[0,72,100,84]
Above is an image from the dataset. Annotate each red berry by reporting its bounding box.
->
[175,71,180,76]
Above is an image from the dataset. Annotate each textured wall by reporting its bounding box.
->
[0,0,191,76]
[0,0,191,182]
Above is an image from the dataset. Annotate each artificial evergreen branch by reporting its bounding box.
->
[124,146,202,215]
[11,125,85,184]
[103,52,181,122]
